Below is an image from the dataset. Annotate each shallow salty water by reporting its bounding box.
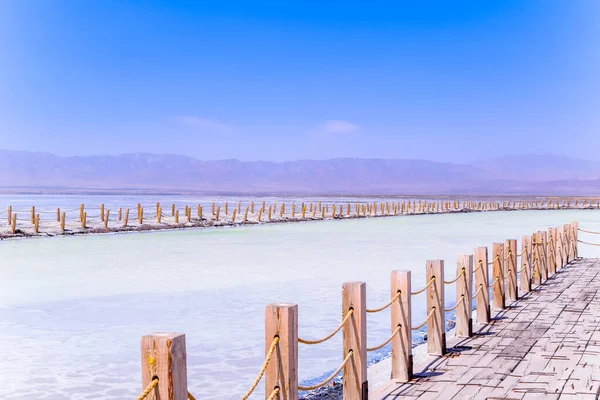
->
[0,209,599,399]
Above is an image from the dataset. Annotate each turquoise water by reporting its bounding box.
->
[0,209,598,399]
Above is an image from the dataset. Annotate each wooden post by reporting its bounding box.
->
[172,204,176,216]
[224,201,228,215]
[243,206,249,223]
[520,236,532,293]
[426,260,445,355]
[474,246,490,323]
[141,333,188,400]
[391,271,412,381]
[491,243,505,310]
[198,205,202,219]
[60,212,66,231]
[257,209,262,222]
[11,213,16,234]
[118,208,122,221]
[211,202,214,216]
[505,239,518,302]
[139,207,143,225]
[563,224,570,263]
[231,209,237,223]
[291,203,295,218]
[570,221,578,259]
[104,210,110,228]
[30,206,35,224]
[265,304,298,400]
[532,233,542,285]
[456,255,473,337]
[7,206,11,225]
[187,208,191,223]
[124,209,129,227]
[215,206,220,221]
[342,281,367,400]
[156,202,160,217]
[237,202,241,214]
[56,208,61,222]
[547,228,556,275]
[538,231,548,281]
[100,204,105,222]
[250,201,254,213]
[268,206,272,220]
[175,210,179,223]
[279,203,284,218]
[157,208,162,223]
[82,212,87,228]
[34,214,39,233]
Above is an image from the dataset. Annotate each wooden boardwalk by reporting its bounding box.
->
[373,257,600,400]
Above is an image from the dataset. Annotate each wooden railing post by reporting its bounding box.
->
[124,209,129,227]
[556,226,564,269]
[538,231,548,281]
[532,233,542,285]
[391,271,412,381]
[7,206,11,225]
[456,254,473,337]
[563,224,570,263]
[505,239,518,302]
[520,236,532,293]
[426,260,445,355]
[548,228,557,275]
[491,243,505,309]
[265,303,298,400]
[474,247,490,323]
[10,213,16,234]
[141,333,188,400]
[571,221,579,259]
[342,282,367,400]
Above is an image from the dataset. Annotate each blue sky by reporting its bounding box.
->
[1,1,599,162]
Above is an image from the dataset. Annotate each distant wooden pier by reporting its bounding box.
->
[133,221,600,400]
[1,197,598,239]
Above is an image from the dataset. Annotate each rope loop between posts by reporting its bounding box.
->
[504,249,513,261]
[444,268,465,285]
[366,291,401,313]
[297,350,353,391]
[298,309,353,345]
[490,277,500,288]
[472,284,483,300]
[444,295,465,312]
[240,336,279,400]
[473,260,484,273]
[411,308,435,331]
[578,228,600,235]
[367,325,402,352]
[411,277,435,295]
[137,378,159,400]
[578,239,600,247]
[487,255,500,266]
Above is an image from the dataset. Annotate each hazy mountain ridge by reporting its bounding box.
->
[0,150,599,195]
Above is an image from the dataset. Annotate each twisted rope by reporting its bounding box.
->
[487,255,500,266]
[240,336,279,400]
[367,325,402,352]
[444,269,465,285]
[298,309,353,345]
[137,378,158,400]
[472,284,484,300]
[266,387,280,400]
[367,291,401,313]
[411,277,436,295]
[297,351,353,391]
[444,296,465,312]
[473,260,484,273]
[503,250,513,261]
[578,239,600,247]
[578,228,600,234]
[188,392,197,400]
[411,308,435,331]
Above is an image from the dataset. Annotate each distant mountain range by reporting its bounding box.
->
[1,149,600,195]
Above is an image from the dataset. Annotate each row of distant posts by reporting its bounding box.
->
[143,221,578,399]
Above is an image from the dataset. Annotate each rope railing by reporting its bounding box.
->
[578,228,600,234]
[487,255,500,265]
[444,268,465,285]
[444,296,465,312]
[472,284,484,300]
[297,351,353,391]
[266,387,280,400]
[578,239,600,247]
[410,277,435,295]
[411,308,435,331]
[503,250,513,260]
[298,309,353,345]
[366,291,401,313]
[136,378,158,400]
[367,325,402,352]
[473,260,484,273]
[187,392,197,400]
[240,336,279,400]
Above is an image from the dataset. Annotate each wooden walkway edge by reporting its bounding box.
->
[371,257,600,400]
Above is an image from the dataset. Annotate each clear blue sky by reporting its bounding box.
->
[1,1,598,162]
